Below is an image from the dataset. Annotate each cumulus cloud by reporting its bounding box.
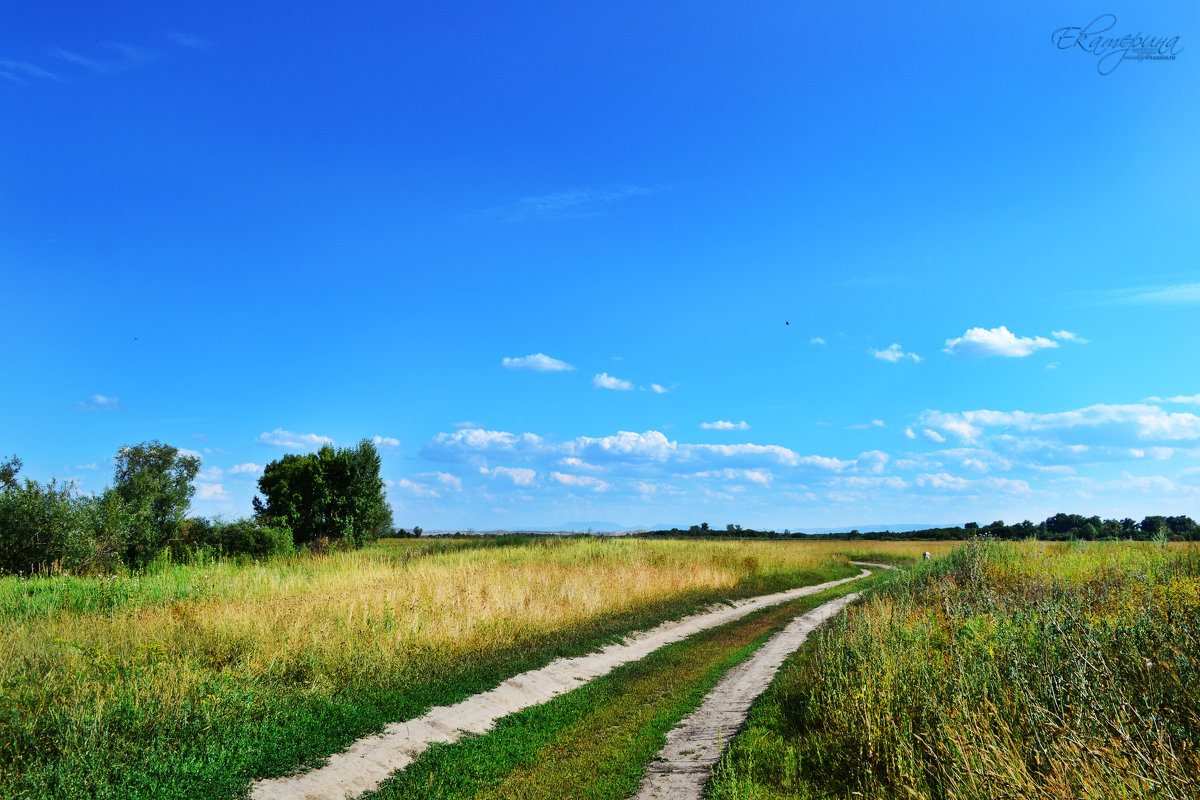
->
[430,472,463,490]
[228,463,263,475]
[196,483,226,500]
[481,466,536,486]
[255,429,335,449]
[810,337,826,345]
[649,383,669,394]
[551,472,610,491]
[74,394,121,411]
[502,353,575,372]
[700,420,750,431]
[871,344,920,363]
[372,435,401,449]
[1163,394,1200,405]
[943,326,1057,358]
[592,372,634,391]
[689,468,775,486]
[919,403,1200,444]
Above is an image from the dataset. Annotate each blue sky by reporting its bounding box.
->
[2,2,1198,530]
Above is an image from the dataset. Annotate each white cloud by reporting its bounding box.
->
[558,457,602,471]
[847,419,886,430]
[453,421,482,429]
[255,429,335,449]
[1046,362,1061,370]
[871,344,920,363]
[700,420,750,431]
[1163,394,1200,405]
[650,383,669,394]
[74,394,121,411]
[592,372,634,391]
[690,468,774,486]
[810,337,826,345]
[390,478,440,498]
[481,466,536,486]
[551,472,610,491]
[502,353,575,372]
[1101,283,1200,306]
[1051,330,1088,344]
[904,427,917,440]
[372,435,401,449]
[920,404,1200,444]
[228,463,263,475]
[943,326,1057,358]
[482,184,660,223]
[431,472,463,490]
[196,483,226,500]
[922,429,946,443]
[856,450,890,474]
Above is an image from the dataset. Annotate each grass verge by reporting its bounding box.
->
[707,540,1200,800]
[363,576,881,800]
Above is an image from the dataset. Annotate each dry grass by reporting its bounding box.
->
[709,539,1200,800]
[0,536,943,798]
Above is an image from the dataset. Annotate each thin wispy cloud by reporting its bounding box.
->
[502,353,575,372]
[0,58,60,82]
[73,394,121,411]
[168,32,209,49]
[649,383,669,394]
[1097,283,1200,306]
[49,49,107,72]
[810,337,826,345]
[479,184,664,223]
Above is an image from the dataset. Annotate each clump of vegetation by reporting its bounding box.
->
[0,538,890,799]
[0,438,392,577]
[709,540,1200,799]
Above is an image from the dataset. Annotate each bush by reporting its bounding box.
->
[216,520,294,559]
[0,479,90,574]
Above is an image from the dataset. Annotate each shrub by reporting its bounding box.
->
[0,478,90,574]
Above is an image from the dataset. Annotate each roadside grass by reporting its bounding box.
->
[707,540,1200,800]
[364,576,883,800]
[0,538,934,799]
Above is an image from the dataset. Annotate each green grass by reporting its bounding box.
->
[707,540,1200,800]
[0,538,877,800]
[364,577,881,800]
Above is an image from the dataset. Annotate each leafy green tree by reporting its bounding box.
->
[112,441,201,568]
[254,439,391,549]
[0,455,21,490]
[0,476,88,573]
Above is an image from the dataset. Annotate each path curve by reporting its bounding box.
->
[251,566,877,800]
[633,561,895,800]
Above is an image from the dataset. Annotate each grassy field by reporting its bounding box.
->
[0,536,946,799]
[708,539,1200,800]
[365,577,883,800]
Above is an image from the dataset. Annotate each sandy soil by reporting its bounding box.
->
[633,561,895,800]
[632,592,861,799]
[250,567,873,800]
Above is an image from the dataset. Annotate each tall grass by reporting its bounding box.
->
[709,540,1200,799]
[0,536,942,799]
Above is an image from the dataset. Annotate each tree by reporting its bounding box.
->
[0,476,87,573]
[255,439,391,549]
[112,441,201,568]
[0,455,20,490]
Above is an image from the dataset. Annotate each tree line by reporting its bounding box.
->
[640,513,1199,541]
[0,438,400,575]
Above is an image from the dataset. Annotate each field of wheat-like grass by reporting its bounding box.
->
[0,536,943,799]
